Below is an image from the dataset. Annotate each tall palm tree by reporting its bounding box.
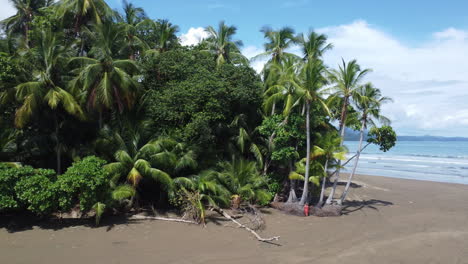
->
[325,59,371,205]
[154,19,179,53]
[338,83,391,205]
[120,0,146,26]
[204,21,246,66]
[311,132,347,207]
[293,59,329,205]
[14,30,84,173]
[254,26,298,65]
[56,0,114,34]
[70,22,139,127]
[263,57,301,116]
[298,31,333,60]
[117,0,149,59]
[0,0,52,44]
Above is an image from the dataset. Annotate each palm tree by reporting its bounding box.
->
[311,132,347,207]
[174,170,230,224]
[263,57,301,116]
[70,22,139,127]
[14,30,84,174]
[254,26,298,65]
[154,19,179,53]
[325,59,371,205]
[230,114,266,168]
[105,137,197,203]
[298,31,333,60]
[215,158,272,206]
[56,0,114,34]
[338,83,391,205]
[0,0,52,44]
[293,59,329,205]
[117,0,149,59]
[204,21,247,66]
[120,0,146,25]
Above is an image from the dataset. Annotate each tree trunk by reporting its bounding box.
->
[54,114,61,175]
[326,97,349,205]
[286,159,297,203]
[317,159,329,207]
[338,118,366,205]
[299,102,311,205]
[271,102,276,116]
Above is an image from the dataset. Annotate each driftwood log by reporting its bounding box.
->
[130,214,198,224]
[214,208,280,242]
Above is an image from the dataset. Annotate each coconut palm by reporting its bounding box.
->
[14,30,84,174]
[311,132,347,207]
[263,56,301,116]
[204,21,247,66]
[297,31,333,60]
[0,0,52,44]
[338,83,391,205]
[325,59,371,205]
[104,137,197,202]
[56,0,114,34]
[293,58,329,205]
[230,114,266,168]
[154,19,179,53]
[254,26,298,65]
[174,170,230,224]
[214,158,271,206]
[117,0,150,59]
[69,22,139,127]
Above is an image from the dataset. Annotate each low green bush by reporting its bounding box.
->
[14,169,57,214]
[56,156,110,212]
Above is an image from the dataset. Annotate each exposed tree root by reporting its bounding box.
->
[214,208,280,242]
[130,214,198,224]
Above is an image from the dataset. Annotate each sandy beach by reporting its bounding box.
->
[1,174,468,264]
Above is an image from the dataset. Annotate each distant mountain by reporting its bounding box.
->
[343,128,468,141]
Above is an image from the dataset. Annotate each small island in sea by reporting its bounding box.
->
[0,0,467,263]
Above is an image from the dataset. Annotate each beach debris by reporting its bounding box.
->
[214,208,280,243]
[130,214,198,224]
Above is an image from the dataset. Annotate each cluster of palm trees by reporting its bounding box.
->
[0,0,393,214]
[249,26,391,206]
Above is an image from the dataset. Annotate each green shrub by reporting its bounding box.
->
[56,156,110,212]
[0,165,56,213]
[14,169,57,214]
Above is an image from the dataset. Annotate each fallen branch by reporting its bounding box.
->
[130,214,198,224]
[214,208,280,242]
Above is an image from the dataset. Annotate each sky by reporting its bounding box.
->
[1,0,468,137]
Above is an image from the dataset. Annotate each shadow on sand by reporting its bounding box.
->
[341,199,393,215]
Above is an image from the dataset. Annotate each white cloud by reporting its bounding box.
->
[245,20,468,137]
[0,0,15,21]
[179,27,209,46]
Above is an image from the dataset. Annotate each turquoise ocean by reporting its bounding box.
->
[343,141,468,185]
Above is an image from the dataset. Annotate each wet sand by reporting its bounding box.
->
[1,174,468,264]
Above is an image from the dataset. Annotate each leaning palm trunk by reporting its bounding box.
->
[326,99,348,205]
[299,102,311,205]
[317,159,329,207]
[338,118,366,205]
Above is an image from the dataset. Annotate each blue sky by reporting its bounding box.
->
[1,0,468,137]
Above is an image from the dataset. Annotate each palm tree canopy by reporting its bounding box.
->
[353,83,392,128]
[204,21,246,66]
[298,31,333,60]
[14,29,84,127]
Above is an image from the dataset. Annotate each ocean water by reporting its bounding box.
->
[343,141,468,185]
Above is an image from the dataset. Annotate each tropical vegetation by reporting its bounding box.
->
[0,0,396,224]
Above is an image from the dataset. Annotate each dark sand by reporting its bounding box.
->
[1,174,468,264]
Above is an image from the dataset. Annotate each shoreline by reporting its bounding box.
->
[2,174,468,264]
